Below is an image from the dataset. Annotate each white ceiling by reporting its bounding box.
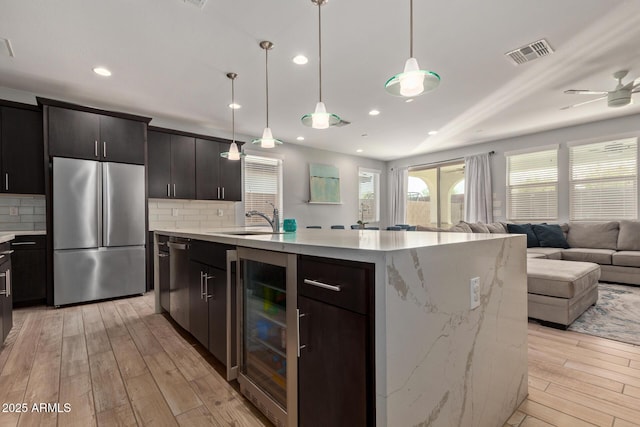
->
[1,0,640,161]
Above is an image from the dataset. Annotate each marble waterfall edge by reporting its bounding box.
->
[382,235,528,427]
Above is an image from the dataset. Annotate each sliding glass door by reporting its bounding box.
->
[407,162,465,228]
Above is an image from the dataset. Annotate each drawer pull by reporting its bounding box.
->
[1,250,14,255]
[12,241,36,246]
[304,279,341,292]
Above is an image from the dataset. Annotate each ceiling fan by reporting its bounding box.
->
[561,70,640,110]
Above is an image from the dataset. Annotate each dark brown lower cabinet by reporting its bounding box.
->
[0,242,12,343]
[11,235,46,307]
[297,255,375,427]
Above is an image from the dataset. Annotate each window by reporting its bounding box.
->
[358,168,380,223]
[569,138,637,220]
[244,154,283,225]
[506,148,558,221]
[406,162,464,228]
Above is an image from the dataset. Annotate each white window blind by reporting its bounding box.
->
[506,149,558,220]
[244,155,283,225]
[358,168,380,223]
[569,138,637,221]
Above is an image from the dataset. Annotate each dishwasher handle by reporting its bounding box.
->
[167,241,189,250]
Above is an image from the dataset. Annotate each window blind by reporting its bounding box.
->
[569,138,637,221]
[506,149,558,220]
[244,155,283,225]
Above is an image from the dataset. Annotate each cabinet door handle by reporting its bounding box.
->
[205,274,214,299]
[0,269,9,296]
[217,187,220,199]
[12,242,36,246]
[103,141,107,158]
[0,250,14,255]
[222,187,225,199]
[158,253,169,258]
[173,184,176,198]
[95,140,98,157]
[303,279,341,292]
[200,271,205,300]
[167,184,170,197]
[5,173,8,191]
[296,309,306,357]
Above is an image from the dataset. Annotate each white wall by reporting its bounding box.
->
[246,144,387,229]
[388,113,640,223]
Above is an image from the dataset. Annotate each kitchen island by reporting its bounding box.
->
[153,228,528,427]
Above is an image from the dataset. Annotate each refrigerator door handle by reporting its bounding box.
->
[97,163,103,248]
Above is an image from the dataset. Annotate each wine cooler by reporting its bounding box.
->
[237,247,297,427]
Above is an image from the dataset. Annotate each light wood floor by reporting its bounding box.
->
[1,294,639,427]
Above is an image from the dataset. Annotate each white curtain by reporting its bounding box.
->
[389,167,408,226]
[464,153,493,223]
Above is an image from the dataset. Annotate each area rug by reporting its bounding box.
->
[568,283,640,346]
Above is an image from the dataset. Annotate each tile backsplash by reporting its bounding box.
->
[0,195,46,231]
[149,199,238,230]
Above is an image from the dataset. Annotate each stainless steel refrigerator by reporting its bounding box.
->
[53,157,145,306]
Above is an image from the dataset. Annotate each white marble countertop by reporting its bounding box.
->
[153,226,517,253]
[0,232,16,244]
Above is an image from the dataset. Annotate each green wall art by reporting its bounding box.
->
[309,163,341,203]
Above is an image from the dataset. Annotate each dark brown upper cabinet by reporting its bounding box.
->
[195,138,241,201]
[0,104,45,194]
[148,130,195,199]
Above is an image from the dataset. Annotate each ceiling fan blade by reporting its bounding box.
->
[560,95,607,110]
[622,78,640,90]
[564,89,608,95]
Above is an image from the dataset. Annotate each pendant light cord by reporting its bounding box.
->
[265,47,269,127]
[318,1,322,102]
[409,0,413,58]
[231,78,236,143]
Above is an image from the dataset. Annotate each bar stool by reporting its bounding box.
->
[386,226,403,231]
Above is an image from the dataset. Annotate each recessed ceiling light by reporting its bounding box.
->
[356,149,363,153]
[93,67,111,77]
[293,55,308,65]
[405,98,414,103]
[296,136,305,141]
[228,103,242,109]
[428,130,438,135]
[368,109,380,116]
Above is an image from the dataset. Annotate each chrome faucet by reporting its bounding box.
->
[245,202,280,232]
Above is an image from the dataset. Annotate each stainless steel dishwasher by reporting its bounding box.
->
[168,237,190,330]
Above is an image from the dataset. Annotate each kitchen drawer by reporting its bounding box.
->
[0,242,10,266]
[11,235,46,250]
[189,240,233,270]
[297,255,374,315]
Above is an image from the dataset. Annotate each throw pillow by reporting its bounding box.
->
[567,221,619,249]
[463,221,490,233]
[486,222,507,233]
[617,220,640,250]
[532,224,570,249]
[448,222,473,233]
[506,223,539,248]
[416,225,445,232]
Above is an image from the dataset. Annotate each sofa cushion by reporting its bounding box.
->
[612,251,640,268]
[416,225,446,232]
[486,222,508,233]
[561,248,615,265]
[527,252,547,259]
[616,220,640,251]
[566,221,619,250]
[527,258,600,299]
[448,222,473,233]
[506,223,539,248]
[532,224,570,249]
[527,247,563,260]
[464,221,490,233]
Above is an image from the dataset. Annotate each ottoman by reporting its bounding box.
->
[527,258,600,328]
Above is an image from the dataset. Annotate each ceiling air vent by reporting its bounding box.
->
[505,39,553,65]
[183,0,207,9]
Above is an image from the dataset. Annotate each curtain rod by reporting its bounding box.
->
[392,150,495,171]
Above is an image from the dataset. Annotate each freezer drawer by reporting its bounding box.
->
[53,157,99,250]
[103,162,145,247]
[54,246,145,306]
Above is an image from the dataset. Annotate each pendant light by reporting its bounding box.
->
[252,41,282,148]
[384,0,440,97]
[301,0,341,129]
[220,72,242,160]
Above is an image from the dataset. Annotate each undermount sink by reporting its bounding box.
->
[209,230,283,236]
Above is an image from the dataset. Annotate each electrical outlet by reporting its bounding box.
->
[172,208,179,217]
[217,209,224,217]
[470,277,480,310]
[9,207,18,216]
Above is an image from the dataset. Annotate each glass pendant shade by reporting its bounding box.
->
[252,127,282,148]
[385,57,440,97]
[301,101,340,129]
[220,72,244,160]
[227,142,240,160]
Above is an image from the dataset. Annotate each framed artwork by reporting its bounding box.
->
[309,163,341,203]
